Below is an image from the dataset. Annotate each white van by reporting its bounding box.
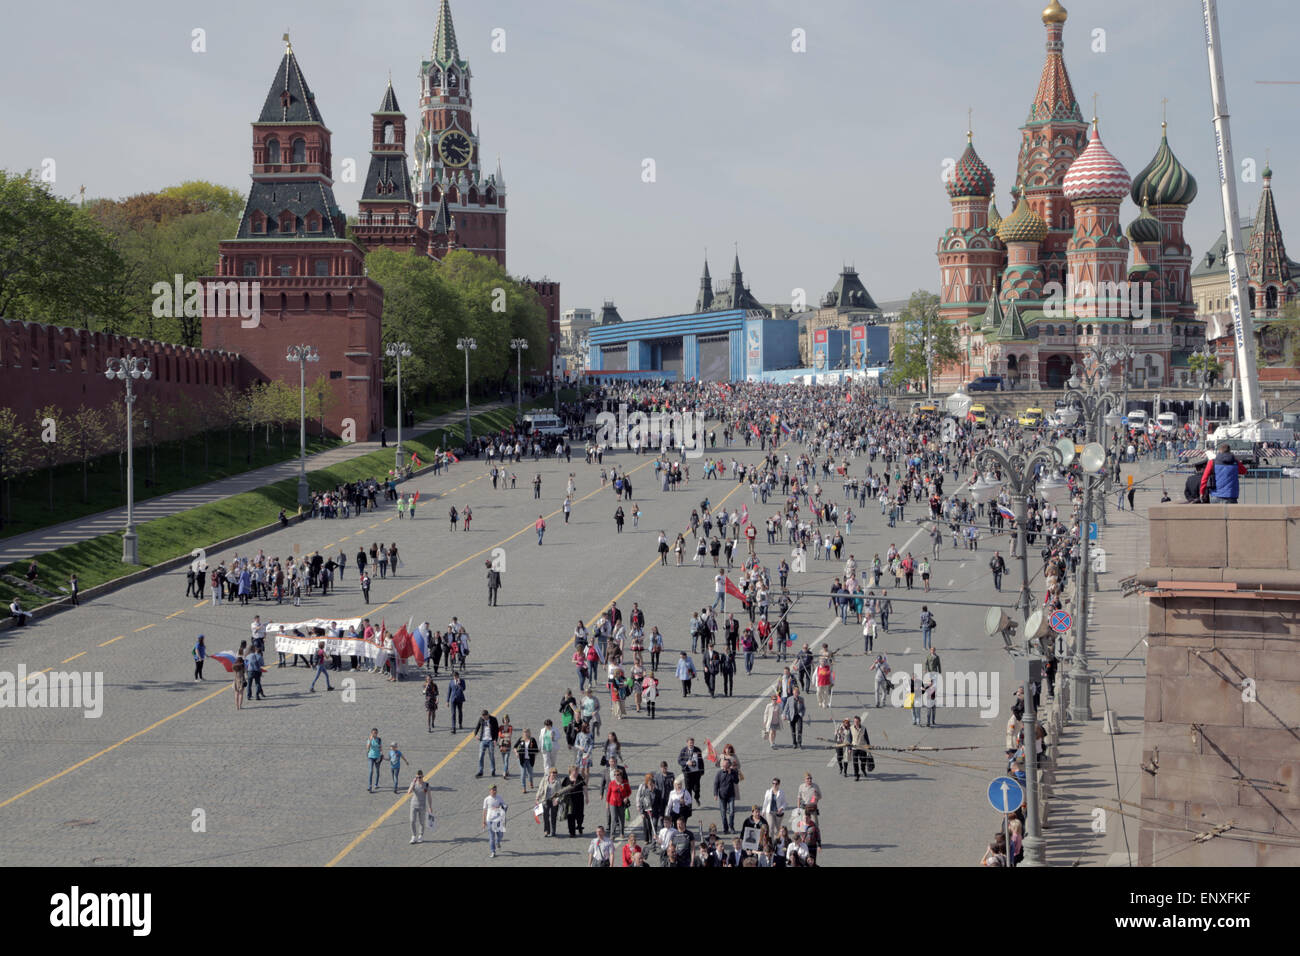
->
[522,412,566,436]
[1126,410,1148,434]
[1155,411,1179,434]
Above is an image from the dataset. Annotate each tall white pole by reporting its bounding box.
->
[124,375,136,564]
[1203,0,1260,422]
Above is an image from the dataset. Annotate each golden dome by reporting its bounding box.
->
[1042,0,1068,24]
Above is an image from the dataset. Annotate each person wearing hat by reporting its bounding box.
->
[407,770,431,844]
[481,784,508,858]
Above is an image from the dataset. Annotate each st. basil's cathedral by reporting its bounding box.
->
[936,0,1201,389]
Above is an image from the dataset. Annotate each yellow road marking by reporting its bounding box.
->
[193,601,208,608]
[165,610,185,619]
[25,667,53,682]
[98,635,126,647]
[133,624,155,632]
[60,652,87,664]
[327,461,744,866]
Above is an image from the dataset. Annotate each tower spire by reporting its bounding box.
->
[432,0,460,65]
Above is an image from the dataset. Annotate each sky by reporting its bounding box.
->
[3,0,1297,322]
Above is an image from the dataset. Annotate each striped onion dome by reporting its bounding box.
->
[946,140,995,199]
[1125,196,1162,244]
[997,192,1048,244]
[1130,126,1198,207]
[1062,125,1131,202]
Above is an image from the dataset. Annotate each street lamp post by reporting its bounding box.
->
[285,344,320,506]
[973,440,1067,869]
[456,337,477,445]
[1070,460,1106,723]
[105,356,152,564]
[1063,350,1122,525]
[385,342,412,474]
[509,338,528,420]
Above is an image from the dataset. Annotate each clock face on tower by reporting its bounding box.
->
[438,130,472,168]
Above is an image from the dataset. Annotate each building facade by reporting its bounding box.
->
[935,0,1202,389]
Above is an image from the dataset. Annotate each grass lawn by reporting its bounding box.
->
[0,400,552,612]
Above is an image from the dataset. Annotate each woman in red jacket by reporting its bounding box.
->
[605,767,631,839]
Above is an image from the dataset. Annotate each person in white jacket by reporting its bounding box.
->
[761,694,783,749]
[761,778,787,839]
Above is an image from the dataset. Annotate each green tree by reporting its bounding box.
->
[0,407,36,525]
[33,405,68,511]
[65,404,108,503]
[890,290,956,390]
[158,181,245,217]
[0,171,132,329]
[1188,351,1223,383]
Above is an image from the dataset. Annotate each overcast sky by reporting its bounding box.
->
[3,0,1296,321]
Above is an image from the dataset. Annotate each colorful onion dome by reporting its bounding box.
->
[1125,196,1162,244]
[987,199,1003,232]
[1062,124,1131,202]
[946,138,995,199]
[997,192,1048,244]
[1042,0,1068,24]
[1129,125,1198,206]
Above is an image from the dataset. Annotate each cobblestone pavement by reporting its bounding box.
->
[0,433,1182,866]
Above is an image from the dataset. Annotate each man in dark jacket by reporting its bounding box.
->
[486,562,502,606]
[1200,443,1247,503]
[712,757,741,833]
[678,739,704,802]
[474,709,501,776]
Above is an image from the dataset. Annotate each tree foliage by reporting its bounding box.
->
[889,290,957,387]
[366,248,548,401]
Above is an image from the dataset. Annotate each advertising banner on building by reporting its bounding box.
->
[746,321,764,378]
[812,327,828,371]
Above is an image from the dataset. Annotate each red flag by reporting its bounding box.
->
[413,490,420,502]
[706,740,718,764]
[739,504,749,525]
[392,622,415,661]
[723,575,748,605]
[749,423,761,437]
[448,453,460,463]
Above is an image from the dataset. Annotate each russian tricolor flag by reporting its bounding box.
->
[210,651,239,672]
[998,505,1016,522]
[780,422,791,435]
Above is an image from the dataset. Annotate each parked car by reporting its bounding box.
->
[966,376,1003,392]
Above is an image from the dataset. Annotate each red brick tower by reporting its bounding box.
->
[202,36,384,439]
[413,0,506,266]
[1015,0,1088,298]
[938,130,1003,327]
[353,79,427,254]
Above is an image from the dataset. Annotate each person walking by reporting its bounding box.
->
[192,634,207,681]
[486,562,501,607]
[642,672,659,719]
[245,645,266,700]
[536,767,561,837]
[68,572,80,607]
[556,765,588,837]
[446,671,466,732]
[407,770,432,844]
[481,784,508,858]
[232,652,246,710]
[678,738,705,802]
[366,728,383,792]
[675,651,696,697]
[989,551,1006,591]
[783,685,806,748]
[474,709,501,777]
[388,741,407,793]
[535,515,547,545]
[850,715,873,781]
[309,641,333,692]
[614,506,625,533]
[815,658,834,708]
[761,778,787,838]
[713,756,740,834]
[605,768,631,838]
[762,694,783,748]
[514,728,539,793]
[919,605,936,651]
[423,675,439,732]
[359,571,372,604]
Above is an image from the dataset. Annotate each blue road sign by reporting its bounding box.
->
[1050,610,1073,633]
[988,776,1024,814]
[1089,522,1098,541]
[1120,415,1129,425]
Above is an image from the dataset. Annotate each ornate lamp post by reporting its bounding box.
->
[285,344,319,506]
[509,338,528,419]
[456,337,477,444]
[972,438,1068,868]
[385,341,412,473]
[105,356,152,564]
